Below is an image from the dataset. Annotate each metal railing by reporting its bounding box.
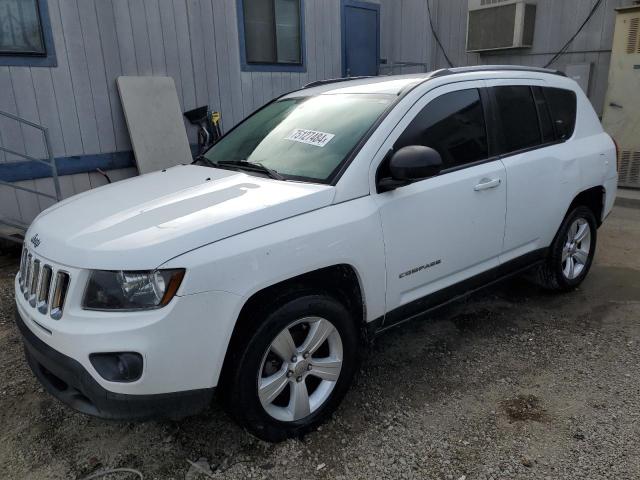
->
[0,110,62,243]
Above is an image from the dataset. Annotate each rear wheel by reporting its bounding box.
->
[535,206,597,291]
[222,294,359,441]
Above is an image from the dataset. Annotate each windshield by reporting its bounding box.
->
[204,94,393,182]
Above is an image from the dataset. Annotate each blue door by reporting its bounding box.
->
[342,1,380,77]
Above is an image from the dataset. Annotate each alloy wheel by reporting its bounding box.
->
[561,217,591,280]
[257,317,343,422]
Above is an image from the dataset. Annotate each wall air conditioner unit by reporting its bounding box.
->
[467,0,537,53]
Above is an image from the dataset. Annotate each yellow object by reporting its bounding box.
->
[211,112,221,125]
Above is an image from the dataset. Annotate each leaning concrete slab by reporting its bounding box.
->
[117,76,192,174]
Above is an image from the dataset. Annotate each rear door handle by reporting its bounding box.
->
[474,178,501,191]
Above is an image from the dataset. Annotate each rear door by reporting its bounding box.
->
[485,80,571,263]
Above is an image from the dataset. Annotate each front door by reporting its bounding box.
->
[373,82,507,323]
[342,1,379,77]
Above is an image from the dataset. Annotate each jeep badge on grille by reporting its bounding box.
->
[30,234,41,248]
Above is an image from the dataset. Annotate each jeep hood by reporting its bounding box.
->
[27,165,335,269]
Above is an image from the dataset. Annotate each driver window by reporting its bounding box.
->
[394,89,489,170]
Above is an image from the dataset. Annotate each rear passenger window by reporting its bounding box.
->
[543,87,577,141]
[532,87,555,143]
[493,86,541,154]
[395,89,488,170]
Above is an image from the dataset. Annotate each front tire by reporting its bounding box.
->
[535,206,597,291]
[222,294,359,442]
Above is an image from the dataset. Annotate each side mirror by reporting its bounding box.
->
[378,146,443,192]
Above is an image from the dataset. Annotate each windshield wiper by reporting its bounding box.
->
[215,160,285,181]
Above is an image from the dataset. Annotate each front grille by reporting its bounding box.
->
[18,248,70,320]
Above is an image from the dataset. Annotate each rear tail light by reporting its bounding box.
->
[50,272,70,320]
[37,266,53,314]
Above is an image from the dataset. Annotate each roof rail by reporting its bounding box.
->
[430,65,566,78]
[302,76,375,89]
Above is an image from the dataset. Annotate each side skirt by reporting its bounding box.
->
[373,248,548,335]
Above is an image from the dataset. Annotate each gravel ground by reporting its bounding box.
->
[0,206,639,480]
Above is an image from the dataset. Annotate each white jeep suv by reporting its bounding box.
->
[15,66,617,441]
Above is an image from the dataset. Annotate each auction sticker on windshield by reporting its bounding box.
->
[285,129,335,148]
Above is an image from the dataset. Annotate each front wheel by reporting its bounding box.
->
[222,294,359,442]
[534,206,597,291]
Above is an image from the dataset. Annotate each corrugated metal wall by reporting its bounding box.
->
[379,0,633,116]
[0,0,633,226]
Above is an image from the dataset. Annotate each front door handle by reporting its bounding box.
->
[474,177,501,191]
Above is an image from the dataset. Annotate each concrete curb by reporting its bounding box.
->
[615,196,640,210]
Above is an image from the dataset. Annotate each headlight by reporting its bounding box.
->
[83,269,185,310]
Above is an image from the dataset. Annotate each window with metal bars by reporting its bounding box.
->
[238,0,305,72]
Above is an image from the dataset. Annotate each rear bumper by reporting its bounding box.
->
[603,175,618,222]
[15,309,214,420]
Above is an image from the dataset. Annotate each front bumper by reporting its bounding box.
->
[15,308,214,420]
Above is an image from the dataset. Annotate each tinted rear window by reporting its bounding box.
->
[493,86,541,154]
[543,87,577,141]
[532,86,555,143]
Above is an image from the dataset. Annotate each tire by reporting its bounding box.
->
[222,293,359,442]
[534,206,597,291]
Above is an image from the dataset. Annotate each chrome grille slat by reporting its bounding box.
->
[23,254,33,299]
[19,247,28,287]
[29,260,40,306]
[18,248,69,320]
[50,271,70,321]
[37,265,53,314]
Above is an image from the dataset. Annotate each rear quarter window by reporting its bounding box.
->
[542,87,577,141]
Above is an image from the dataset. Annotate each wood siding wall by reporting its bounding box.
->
[0,0,342,225]
[0,0,632,226]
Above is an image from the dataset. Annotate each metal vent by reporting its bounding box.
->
[628,18,640,54]
[468,4,517,50]
[619,150,640,188]
[522,4,537,46]
[480,0,509,5]
[467,1,536,52]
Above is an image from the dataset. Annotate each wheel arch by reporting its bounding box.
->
[218,264,366,386]
[566,185,605,227]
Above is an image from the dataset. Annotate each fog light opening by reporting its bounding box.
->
[89,352,143,383]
